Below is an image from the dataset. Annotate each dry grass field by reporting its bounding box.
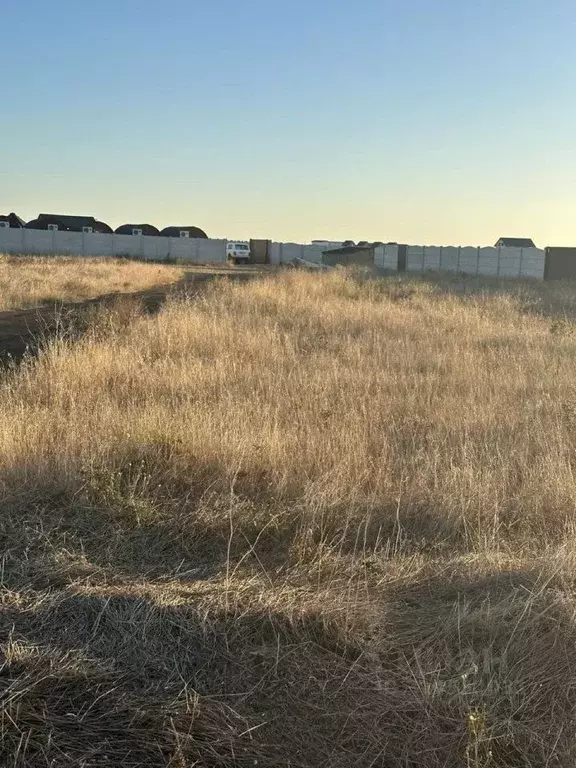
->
[0,255,184,310]
[2,268,576,766]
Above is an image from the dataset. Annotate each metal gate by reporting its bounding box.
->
[250,239,270,264]
[544,248,576,280]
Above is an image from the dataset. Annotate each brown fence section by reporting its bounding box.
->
[250,239,270,264]
[544,248,576,280]
[322,246,375,267]
[397,244,407,272]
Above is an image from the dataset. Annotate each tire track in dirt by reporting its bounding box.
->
[0,271,257,365]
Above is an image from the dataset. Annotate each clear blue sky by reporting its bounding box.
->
[2,0,576,245]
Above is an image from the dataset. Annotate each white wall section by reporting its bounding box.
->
[404,245,545,280]
[0,228,227,263]
[0,228,546,279]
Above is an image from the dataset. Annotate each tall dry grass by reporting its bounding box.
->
[2,269,576,766]
[0,254,184,310]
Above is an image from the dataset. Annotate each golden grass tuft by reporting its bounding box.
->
[2,269,576,766]
[0,254,184,310]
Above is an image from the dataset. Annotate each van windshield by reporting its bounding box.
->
[234,244,249,250]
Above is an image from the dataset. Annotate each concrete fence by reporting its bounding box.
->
[269,242,326,265]
[374,245,400,270]
[0,226,548,280]
[0,229,323,266]
[0,226,227,263]
[374,243,544,279]
[403,245,545,280]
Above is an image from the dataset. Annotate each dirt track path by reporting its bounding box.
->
[0,270,257,364]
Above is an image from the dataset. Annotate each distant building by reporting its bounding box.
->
[159,226,208,239]
[115,224,160,237]
[0,212,25,228]
[311,240,342,249]
[25,214,112,233]
[495,237,536,248]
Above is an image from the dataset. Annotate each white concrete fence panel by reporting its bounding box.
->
[268,243,326,265]
[374,245,399,270]
[405,245,545,280]
[87,233,114,257]
[0,227,547,279]
[0,227,227,263]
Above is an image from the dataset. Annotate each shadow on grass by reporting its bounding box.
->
[387,270,576,323]
[2,561,576,766]
[0,428,575,766]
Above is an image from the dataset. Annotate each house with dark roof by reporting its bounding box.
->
[495,237,536,248]
[0,212,25,228]
[115,224,160,237]
[25,214,113,234]
[159,226,208,239]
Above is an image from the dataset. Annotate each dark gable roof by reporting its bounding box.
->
[496,237,536,248]
[114,224,160,236]
[0,212,25,227]
[25,214,113,233]
[38,213,98,230]
[159,226,208,239]
[93,220,114,234]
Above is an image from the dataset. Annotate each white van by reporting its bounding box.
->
[226,241,251,265]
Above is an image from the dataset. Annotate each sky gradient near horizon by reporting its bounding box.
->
[2,0,576,246]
